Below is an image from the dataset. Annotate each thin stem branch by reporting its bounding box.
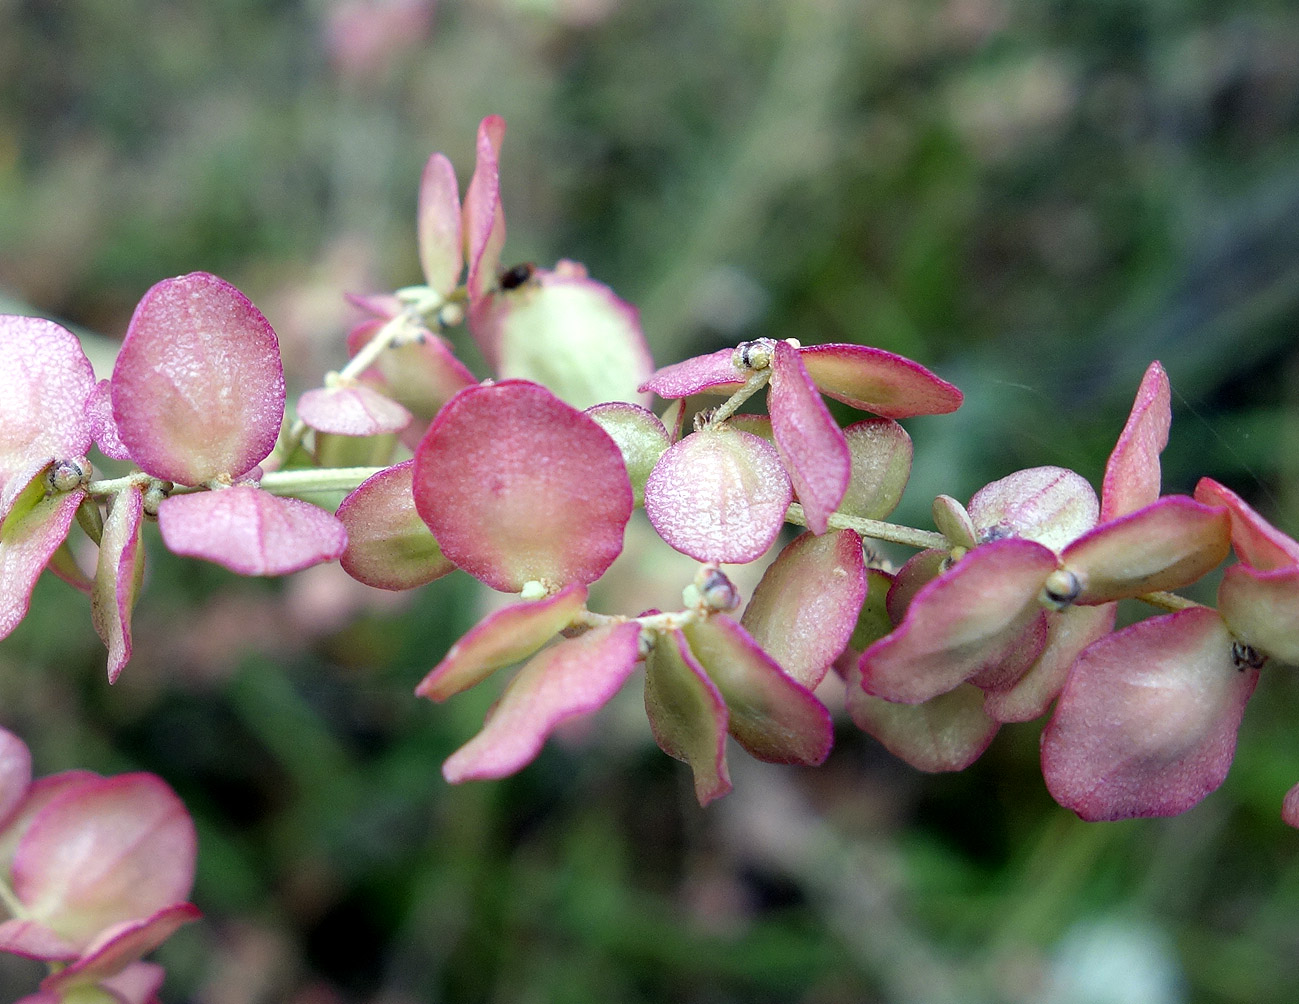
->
[1135,590,1204,613]
[786,503,948,550]
[705,369,771,427]
[259,467,386,495]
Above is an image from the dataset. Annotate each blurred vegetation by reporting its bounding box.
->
[2,0,1299,1001]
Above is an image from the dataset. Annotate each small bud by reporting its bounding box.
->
[142,479,174,517]
[438,301,465,328]
[732,338,774,371]
[695,564,741,612]
[47,457,91,493]
[1041,568,1082,610]
[1231,640,1266,671]
[520,580,548,601]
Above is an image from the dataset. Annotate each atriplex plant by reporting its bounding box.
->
[1,114,1297,1000]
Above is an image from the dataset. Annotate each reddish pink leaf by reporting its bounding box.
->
[682,616,833,765]
[644,629,731,806]
[473,269,654,408]
[13,774,196,946]
[768,340,850,534]
[0,772,101,875]
[463,115,507,305]
[798,343,963,418]
[157,486,347,576]
[415,583,589,701]
[92,488,145,684]
[442,622,643,782]
[0,316,95,521]
[968,466,1098,552]
[586,403,670,507]
[1041,607,1256,820]
[1062,496,1230,603]
[845,673,999,772]
[1218,564,1299,665]
[296,384,411,436]
[111,273,285,485]
[1100,361,1170,522]
[0,728,32,831]
[982,603,1116,723]
[644,427,791,563]
[859,538,1057,704]
[85,380,131,461]
[413,381,632,592]
[0,485,85,642]
[740,529,866,689]
[337,461,454,590]
[638,346,744,400]
[417,151,464,296]
[1194,477,1299,571]
[42,905,200,994]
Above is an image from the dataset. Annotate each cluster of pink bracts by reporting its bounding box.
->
[1,114,1298,997]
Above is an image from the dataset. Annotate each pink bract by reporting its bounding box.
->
[644,628,731,806]
[768,339,850,534]
[337,461,454,590]
[463,114,507,306]
[296,383,412,437]
[1100,361,1170,522]
[413,381,632,593]
[797,343,963,419]
[644,427,792,564]
[740,529,866,690]
[1041,607,1257,820]
[91,487,145,683]
[442,621,643,782]
[0,316,95,522]
[415,584,589,701]
[111,272,286,486]
[157,486,347,576]
[1,487,86,642]
[1194,477,1299,570]
[417,151,464,296]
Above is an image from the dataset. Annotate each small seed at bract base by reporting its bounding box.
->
[499,262,535,290]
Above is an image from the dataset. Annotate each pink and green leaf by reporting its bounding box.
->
[337,460,454,591]
[1062,496,1230,604]
[638,347,744,400]
[1217,564,1299,665]
[12,773,196,946]
[413,381,632,592]
[740,529,866,689]
[296,384,411,437]
[0,481,85,642]
[797,343,963,418]
[442,622,643,782]
[1100,361,1170,522]
[968,466,1098,552]
[1041,607,1256,820]
[85,380,131,462]
[156,486,347,577]
[474,268,654,408]
[644,427,791,564]
[681,616,833,765]
[0,316,95,521]
[845,674,1000,773]
[0,727,32,832]
[859,538,1057,704]
[417,151,464,296]
[91,488,145,684]
[1194,477,1299,571]
[585,402,671,507]
[838,419,912,521]
[768,340,850,534]
[111,273,285,485]
[644,628,731,806]
[463,115,507,305]
[415,583,589,701]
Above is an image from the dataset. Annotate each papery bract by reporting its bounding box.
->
[296,383,412,437]
[740,529,866,689]
[442,622,643,782]
[417,151,464,296]
[415,584,589,701]
[111,272,285,486]
[1100,361,1170,522]
[91,488,145,684]
[157,486,347,577]
[1041,607,1257,820]
[681,616,833,765]
[644,427,791,564]
[585,403,670,507]
[845,677,999,772]
[413,381,632,592]
[644,628,731,806]
[1,485,86,641]
[337,461,454,590]
[838,419,912,521]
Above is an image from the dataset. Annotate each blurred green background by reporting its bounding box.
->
[3,0,1299,1001]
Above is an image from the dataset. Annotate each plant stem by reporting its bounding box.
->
[1136,590,1204,613]
[259,467,386,496]
[786,503,948,550]
[706,369,771,427]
